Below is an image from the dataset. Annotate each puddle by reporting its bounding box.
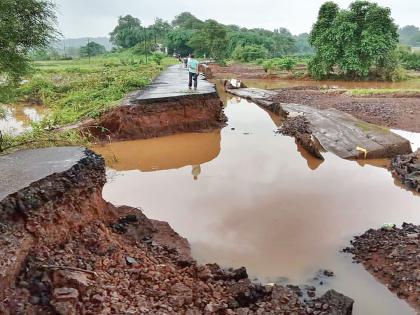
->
[94,94,420,315]
[0,104,45,135]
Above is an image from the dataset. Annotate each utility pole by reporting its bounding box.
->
[87,38,91,64]
[144,28,148,62]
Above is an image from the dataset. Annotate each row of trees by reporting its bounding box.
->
[109,12,313,61]
[1,0,419,82]
[31,41,107,61]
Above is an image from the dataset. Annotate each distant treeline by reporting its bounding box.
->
[398,26,420,48]
[106,12,314,61]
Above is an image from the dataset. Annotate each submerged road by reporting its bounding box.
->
[134,65,217,104]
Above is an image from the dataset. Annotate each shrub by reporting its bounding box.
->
[232,45,268,62]
[151,52,164,65]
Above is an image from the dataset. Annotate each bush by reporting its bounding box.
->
[399,48,420,71]
[274,57,297,72]
[232,45,268,62]
[151,52,164,65]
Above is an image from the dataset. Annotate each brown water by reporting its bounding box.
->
[94,93,420,315]
[0,104,46,135]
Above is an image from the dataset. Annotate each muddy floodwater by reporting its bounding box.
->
[94,87,420,315]
[0,104,45,135]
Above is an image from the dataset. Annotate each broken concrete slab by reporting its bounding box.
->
[228,88,412,160]
[0,147,87,201]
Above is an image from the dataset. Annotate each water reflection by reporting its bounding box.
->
[93,131,221,173]
[99,95,419,315]
[0,104,45,135]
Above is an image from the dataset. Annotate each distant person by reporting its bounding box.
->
[187,54,199,89]
[191,164,201,180]
[183,57,188,68]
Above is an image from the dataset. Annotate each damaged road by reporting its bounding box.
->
[227,87,412,160]
[0,147,354,314]
[84,65,226,142]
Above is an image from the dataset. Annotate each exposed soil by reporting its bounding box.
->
[0,148,354,315]
[85,95,227,142]
[391,149,420,193]
[209,63,278,80]
[273,89,420,133]
[277,115,324,160]
[344,223,420,312]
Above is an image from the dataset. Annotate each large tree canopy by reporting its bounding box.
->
[0,0,57,81]
[79,41,107,58]
[110,15,143,48]
[309,1,399,80]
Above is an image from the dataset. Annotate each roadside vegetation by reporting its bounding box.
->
[0,51,175,152]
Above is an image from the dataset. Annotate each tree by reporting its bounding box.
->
[398,25,420,46]
[232,45,268,62]
[79,41,107,58]
[151,18,172,44]
[0,0,57,81]
[189,20,228,60]
[294,33,314,55]
[309,1,399,80]
[172,12,204,30]
[110,15,142,48]
[166,29,194,56]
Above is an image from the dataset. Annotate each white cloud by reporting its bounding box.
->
[53,0,420,38]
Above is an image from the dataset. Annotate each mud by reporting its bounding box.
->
[344,223,420,312]
[208,63,274,80]
[0,147,354,315]
[391,149,420,193]
[273,89,420,133]
[277,115,324,160]
[84,65,226,142]
[86,95,226,142]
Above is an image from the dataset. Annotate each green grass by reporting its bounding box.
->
[0,51,176,153]
[346,88,420,96]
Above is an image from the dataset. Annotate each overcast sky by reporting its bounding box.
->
[54,0,420,38]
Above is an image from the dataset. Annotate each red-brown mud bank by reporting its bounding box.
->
[0,147,353,314]
[86,95,226,142]
[344,224,420,312]
[83,65,226,142]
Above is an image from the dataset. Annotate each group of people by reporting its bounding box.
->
[177,54,200,89]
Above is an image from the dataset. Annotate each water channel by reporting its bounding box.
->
[93,84,420,315]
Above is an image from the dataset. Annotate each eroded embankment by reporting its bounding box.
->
[86,94,226,141]
[344,224,420,312]
[84,65,226,142]
[0,147,354,314]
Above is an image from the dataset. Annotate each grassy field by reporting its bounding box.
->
[0,52,176,152]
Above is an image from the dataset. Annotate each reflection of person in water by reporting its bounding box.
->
[191,164,201,180]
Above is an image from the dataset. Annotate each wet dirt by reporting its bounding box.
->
[272,89,420,133]
[97,90,420,314]
[0,104,46,136]
[344,223,420,311]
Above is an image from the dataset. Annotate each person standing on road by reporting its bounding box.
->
[187,54,199,89]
